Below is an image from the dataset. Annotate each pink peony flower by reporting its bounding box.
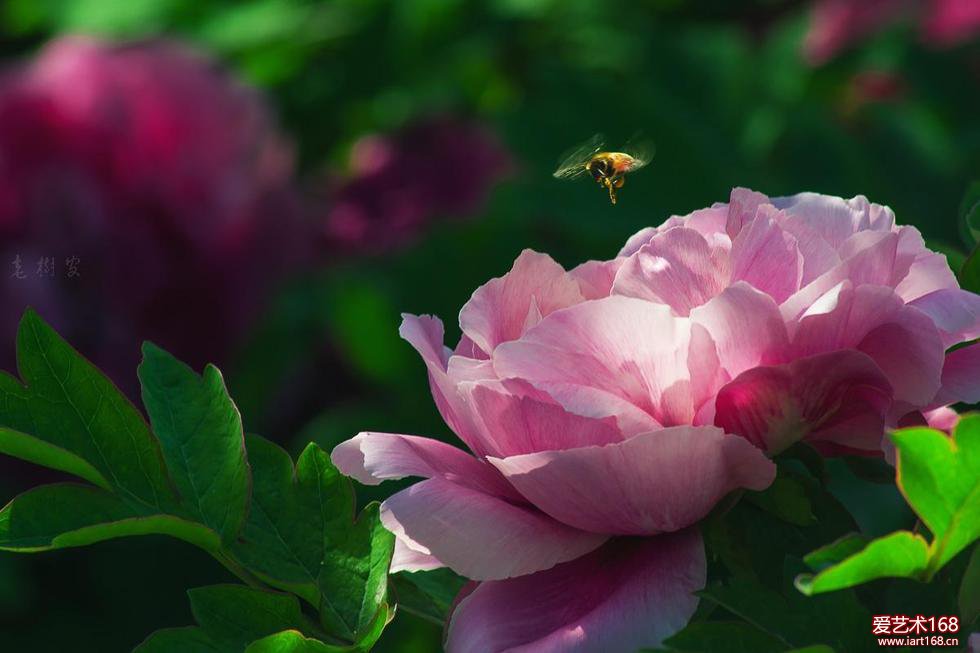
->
[318,116,510,254]
[333,188,980,651]
[0,36,308,382]
[804,0,980,64]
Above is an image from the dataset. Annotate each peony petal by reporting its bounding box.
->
[689,282,789,378]
[893,226,959,301]
[729,208,803,303]
[331,431,520,500]
[445,530,705,653]
[494,296,701,429]
[381,478,606,581]
[909,288,980,347]
[488,425,775,535]
[932,343,980,406]
[459,249,585,354]
[726,187,770,238]
[771,192,894,247]
[714,350,893,454]
[391,537,444,573]
[464,382,624,456]
[568,258,624,300]
[400,313,491,456]
[792,283,944,407]
[612,228,730,315]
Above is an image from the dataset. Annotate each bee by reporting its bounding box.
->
[552,133,654,205]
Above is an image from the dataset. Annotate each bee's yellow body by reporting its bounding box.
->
[553,135,654,205]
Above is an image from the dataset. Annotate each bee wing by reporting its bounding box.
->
[622,133,656,172]
[553,133,605,179]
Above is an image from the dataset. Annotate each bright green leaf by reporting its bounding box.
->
[245,630,347,653]
[0,310,175,510]
[801,534,868,572]
[893,418,980,572]
[795,531,930,595]
[0,483,218,552]
[230,437,395,645]
[133,626,226,653]
[139,343,250,544]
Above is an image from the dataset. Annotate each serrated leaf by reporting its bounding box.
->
[959,544,980,624]
[391,568,467,624]
[0,310,175,510]
[188,585,307,649]
[893,418,980,572]
[0,483,218,552]
[659,621,785,652]
[134,627,226,653]
[138,343,250,544]
[795,532,930,595]
[230,437,394,645]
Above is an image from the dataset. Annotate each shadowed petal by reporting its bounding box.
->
[488,425,775,535]
[445,530,705,653]
[381,478,607,581]
[909,288,980,347]
[714,350,893,455]
[792,283,943,407]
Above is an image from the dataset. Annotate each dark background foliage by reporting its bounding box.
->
[0,0,978,650]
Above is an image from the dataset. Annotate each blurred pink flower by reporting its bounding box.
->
[333,188,980,651]
[319,116,510,254]
[804,0,980,64]
[0,36,308,382]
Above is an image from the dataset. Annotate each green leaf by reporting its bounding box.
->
[0,310,175,510]
[134,627,226,653]
[959,544,980,625]
[230,436,395,644]
[245,630,347,653]
[795,532,930,595]
[959,180,980,247]
[893,418,980,571]
[391,568,467,624]
[0,425,110,489]
[659,621,785,652]
[745,473,815,526]
[138,343,250,544]
[796,417,980,595]
[700,578,868,651]
[801,534,868,572]
[0,483,218,552]
[188,585,307,649]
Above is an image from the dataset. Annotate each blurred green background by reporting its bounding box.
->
[0,0,978,650]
